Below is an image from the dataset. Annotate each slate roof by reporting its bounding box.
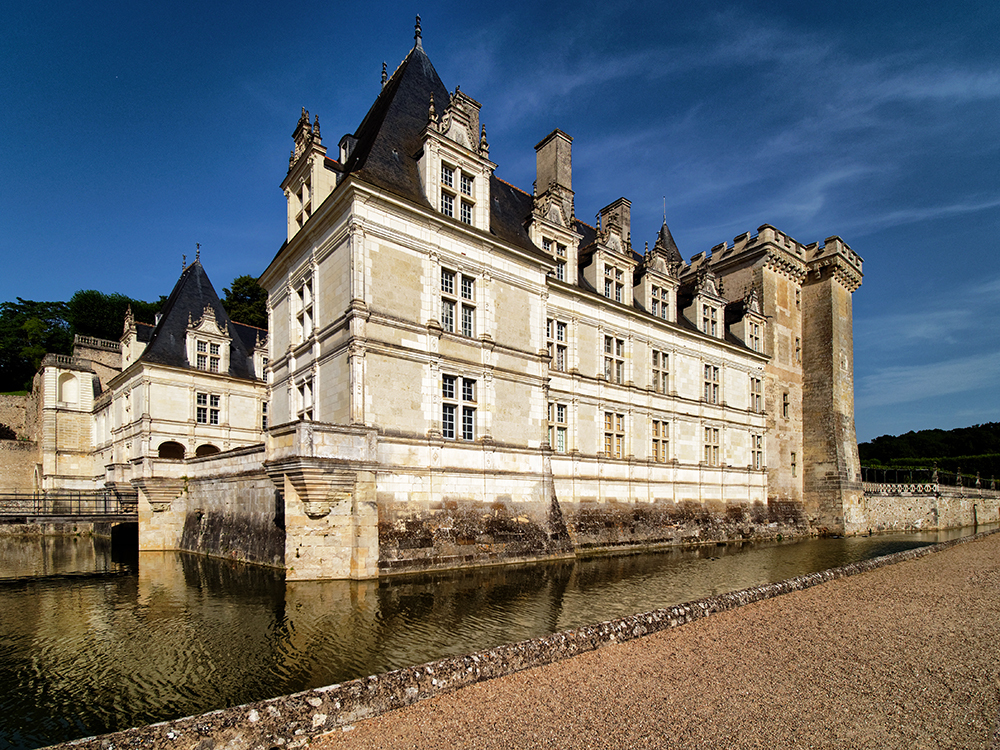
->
[656,221,684,265]
[138,260,258,381]
[322,42,547,261]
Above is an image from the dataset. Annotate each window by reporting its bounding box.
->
[555,244,566,282]
[795,289,801,309]
[195,340,221,372]
[460,200,473,225]
[443,375,476,440]
[441,164,454,188]
[460,173,473,196]
[704,426,720,466]
[547,318,568,372]
[704,364,720,404]
[604,265,624,302]
[298,379,313,421]
[651,286,670,320]
[791,451,797,477]
[441,268,475,336]
[702,305,718,336]
[604,335,625,384]
[749,323,761,353]
[262,401,269,431]
[441,192,454,218]
[750,376,763,413]
[296,278,313,344]
[751,434,764,470]
[604,412,624,459]
[196,392,221,425]
[795,337,801,363]
[548,402,567,452]
[782,392,790,418]
[441,163,475,224]
[652,419,668,463]
[652,350,668,394]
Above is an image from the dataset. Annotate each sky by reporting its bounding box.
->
[2,0,998,443]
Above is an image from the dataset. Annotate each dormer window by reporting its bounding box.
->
[604,265,624,302]
[749,323,762,353]
[439,162,476,226]
[441,164,454,188]
[702,305,718,337]
[460,174,473,196]
[196,340,221,372]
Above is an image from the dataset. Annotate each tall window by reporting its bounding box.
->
[604,335,625,384]
[297,378,313,421]
[795,337,801,363]
[296,278,313,344]
[652,419,668,463]
[782,392,790,418]
[749,323,761,353]
[650,286,670,320]
[750,376,763,413]
[196,392,220,425]
[441,268,475,337]
[555,243,566,281]
[547,319,568,372]
[261,401,268,431]
[441,163,474,225]
[548,402,567,452]
[443,375,476,440]
[652,350,668,394]
[702,305,718,336]
[604,265,624,302]
[791,451,797,477]
[604,412,624,459]
[704,364,720,404]
[704,426,720,466]
[751,434,763,469]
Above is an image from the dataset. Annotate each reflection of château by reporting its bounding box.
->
[15,19,873,579]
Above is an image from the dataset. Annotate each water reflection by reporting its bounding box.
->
[0,526,992,750]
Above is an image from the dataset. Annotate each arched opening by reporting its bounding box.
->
[195,444,220,457]
[157,441,185,459]
[58,372,78,403]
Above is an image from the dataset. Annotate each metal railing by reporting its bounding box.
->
[0,488,138,519]
[861,466,997,490]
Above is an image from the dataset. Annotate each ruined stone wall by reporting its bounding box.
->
[854,485,1000,533]
[0,393,31,437]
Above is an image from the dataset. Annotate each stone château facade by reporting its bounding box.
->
[9,24,874,579]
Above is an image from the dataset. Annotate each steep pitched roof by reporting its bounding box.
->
[138,260,257,380]
[333,42,544,258]
[656,221,684,265]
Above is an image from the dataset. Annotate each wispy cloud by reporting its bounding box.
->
[856,350,1000,408]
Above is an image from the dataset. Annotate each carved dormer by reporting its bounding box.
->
[528,130,580,285]
[254,330,270,381]
[582,198,638,306]
[635,222,684,323]
[120,305,142,368]
[417,86,496,230]
[186,305,230,374]
[281,107,337,243]
[682,266,728,339]
[726,288,768,354]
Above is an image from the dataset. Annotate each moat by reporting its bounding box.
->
[0,527,990,750]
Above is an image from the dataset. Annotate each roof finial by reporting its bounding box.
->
[428,92,436,124]
[415,15,422,49]
[663,196,666,224]
[479,123,489,156]
[195,242,201,263]
[313,115,320,139]
[381,61,387,87]
[182,254,187,271]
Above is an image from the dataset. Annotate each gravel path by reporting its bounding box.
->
[313,533,1000,749]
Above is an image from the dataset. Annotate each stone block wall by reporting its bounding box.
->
[0,440,38,491]
[0,394,30,437]
[853,485,1000,533]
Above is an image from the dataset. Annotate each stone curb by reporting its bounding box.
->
[53,529,1000,750]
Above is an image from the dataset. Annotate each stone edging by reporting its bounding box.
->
[55,529,1000,750]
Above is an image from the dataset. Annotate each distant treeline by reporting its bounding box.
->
[859,423,1000,480]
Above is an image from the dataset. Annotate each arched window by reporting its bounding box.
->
[195,444,220,457]
[58,373,78,403]
[157,441,185,459]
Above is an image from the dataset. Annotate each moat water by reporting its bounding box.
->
[0,525,992,750]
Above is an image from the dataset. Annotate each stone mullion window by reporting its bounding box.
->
[548,402,568,452]
[604,335,625,384]
[603,411,625,459]
[441,162,475,225]
[703,426,720,466]
[751,433,764,469]
[443,374,477,441]
[651,419,668,463]
[441,267,476,337]
[546,318,568,372]
[704,364,720,404]
[750,376,763,413]
[652,349,668,394]
[196,392,221,425]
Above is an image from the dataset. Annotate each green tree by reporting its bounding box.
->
[0,298,71,391]
[67,290,162,341]
[222,275,268,329]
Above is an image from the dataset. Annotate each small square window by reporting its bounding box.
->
[441,164,454,188]
[460,173,473,196]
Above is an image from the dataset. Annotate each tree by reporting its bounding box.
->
[0,298,72,391]
[67,290,162,341]
[222,275,268,329]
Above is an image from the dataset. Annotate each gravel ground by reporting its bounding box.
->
[313,533,1000,749]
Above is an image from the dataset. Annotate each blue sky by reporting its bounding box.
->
[2,0,998,442]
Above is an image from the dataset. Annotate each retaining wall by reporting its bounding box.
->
[56,529,996,750]
[0,440,38,491]
[854,484,1000,533]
